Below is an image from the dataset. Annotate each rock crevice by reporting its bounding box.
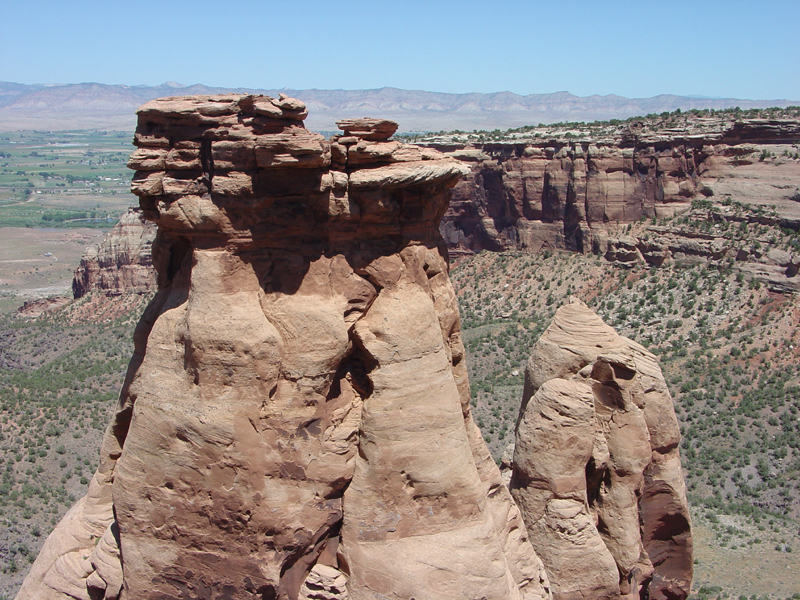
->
[434,119,800,291]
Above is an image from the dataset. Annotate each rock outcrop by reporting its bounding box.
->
[15,296,71,318]
[434,118,800,272]
[72,208,156,298]
[70,117,800,298]
[19,96,550,600]
[510,298,692,600]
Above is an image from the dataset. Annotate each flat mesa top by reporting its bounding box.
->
[136,94,309,121]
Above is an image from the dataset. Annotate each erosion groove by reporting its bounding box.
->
[510,299,691,599]
[14,101,800,600]
[429,110,800,294]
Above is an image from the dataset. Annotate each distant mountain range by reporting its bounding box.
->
[1,81,797,133]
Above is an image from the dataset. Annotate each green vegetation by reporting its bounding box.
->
[451,204,800,598]
[0,130,135,228]
[399,105,800,145]
[454,247,800,518]
[0,294,149,594]
[0,125,798,596]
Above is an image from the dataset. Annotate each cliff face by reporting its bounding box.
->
[441,142,699,253]
[436,119,800,275]
[72,118,800,299]
[72,208,156,298]
[511,299,692,600]
[20,97,551,600]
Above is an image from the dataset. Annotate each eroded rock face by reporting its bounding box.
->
[436,119,800,268]
[70,118,800,298]
[19,99,550,600]
[72,208,156,298]
[510,298,692,600]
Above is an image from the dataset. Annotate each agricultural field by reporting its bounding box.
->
[0,226,107,312]
[0,130,135,228]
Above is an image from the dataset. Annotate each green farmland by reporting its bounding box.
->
[0,131,137,228]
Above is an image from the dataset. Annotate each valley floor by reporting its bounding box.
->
[1,246,800,599]
[451,249,800,600]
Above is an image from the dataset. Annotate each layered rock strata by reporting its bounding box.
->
[72,208,156,298]
[436,119,800,262]
[510,298,692,600]
[71,118,800,298]
[19,96,550,600]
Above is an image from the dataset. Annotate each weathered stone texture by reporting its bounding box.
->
[74,118,800,299]
[20,95,550,600]
[436,119,800,287]
[511,298,692,600]
[72,208,156,298]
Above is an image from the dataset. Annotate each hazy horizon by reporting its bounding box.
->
[2,0,798,101]
[5,80,799,104]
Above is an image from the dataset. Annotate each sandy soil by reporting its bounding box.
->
[0,227,107,305]
[693,518,800,598]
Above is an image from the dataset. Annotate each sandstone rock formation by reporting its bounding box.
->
[621,222,800,292]
[15,296,71,318]
[72,208,156,298]
[510,298,692,600]
[19,97,550,600]
[70,117,800,298]
[435,118,800,281]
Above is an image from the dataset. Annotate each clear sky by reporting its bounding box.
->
[2,0,798,100]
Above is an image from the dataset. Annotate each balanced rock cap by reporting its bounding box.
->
[336,117,399,141]
[18,94,549,600]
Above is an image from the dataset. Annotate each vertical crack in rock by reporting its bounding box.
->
[510,297,692,600]
[19,97,551,600]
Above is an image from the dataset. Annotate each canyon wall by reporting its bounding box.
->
[73,118,800,299]
[72,208,156,298]
[436,119,800,285]
[20,98,551,600]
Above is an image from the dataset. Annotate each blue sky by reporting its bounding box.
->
[2,0,798,100]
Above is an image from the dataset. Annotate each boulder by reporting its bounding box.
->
[335,118,398,141]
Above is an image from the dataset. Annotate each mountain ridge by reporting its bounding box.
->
[1,81,797,133]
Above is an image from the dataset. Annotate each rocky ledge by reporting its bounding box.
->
[23,95,696,600]
[432,116,800,290]
[73,114,800,299]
